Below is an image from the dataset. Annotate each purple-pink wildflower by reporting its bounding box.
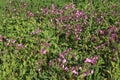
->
[35,28,41,34]
[62,64,65,68]
[56,8,63,14]
[38,68,41,72]
[112,57,117,61]
[42,42,50,47]
[83,72,87,77]
[59,48,72,58]
[84,58,92,63]
[78,65,82,70]
[6,39,10,46]
[76,10,84,17]
[64,67,69,71]
[22,2,27,8]
[84,55,98,65]
[52,4,55,12]
[57,58,62,62]
[40,49,46,54]
[109,33,116,40]
[49,60,53,66]
[30,28,41,36]
[74,24,82,40]
[71,4,75,9]
[16,44,23,49]
[59,53,65,58]
[45,8,49,15]
[30,31,35,36]
[89,70,94,74]
[83,70,94,77]
[24,45,27,48]
[96,43,105,50]
[12,39,16,43]
[99,30,104,35]
[72,70,78,75]
[96,18,101,24]
[62,58,67,64]
[6,43,10,46]
[28,11,34,17]
[107,26,117,33]
[84,15,88,19]
[64,4,69,10]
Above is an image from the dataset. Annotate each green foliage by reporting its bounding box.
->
[0,0,120,80]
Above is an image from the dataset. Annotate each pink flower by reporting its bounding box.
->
[99,30,104,35]
[84,55,98,65]
[35,28,41,34]
[72,70,78,75]
[30,31,35,36]
[84,15,88,19]
[40,8,43,11]
[22,3,27,8]
[16,44,23,49]
[7,39,10,43]
[52,4,55,12]
[6,39,10,46]
[49,60,53,66]
[96,18,101,24]
[76,10,83,17]
[45,8,48,14]
[40,49,46,54]
[30,28,41,36]
[112,57,116,61]
[62,59,66,64]
[36,62,39,65]
[64,4,69,10]
[28,11,34,17]
[59,53,65,58]
[59,48,72,58]
[18,44,22,47]
[83,72,87,77]
[90,70,94,74]
[109,33,116,40]
[91,55,98,65]
[64,67,69,71]
[42,42,50,47]
[71,4,75,9]
[96,43,105,50]
[6,43,10,46]
[107,26,117,33]
[83,70,94,77]
[57,58,62,62]
[12,39,16,43]
[38,68,41,72]
[62,64,65,68]
[24,45,27,48]
[78,65,82,70]
[71,66,75,70]
[84,58,92,63]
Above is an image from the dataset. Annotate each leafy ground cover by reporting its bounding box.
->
[0,0,120,80]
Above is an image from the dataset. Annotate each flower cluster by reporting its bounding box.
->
[30,28,41,36]
[38,3,88,41]
[1,1,120,79]
[84,55,98,65]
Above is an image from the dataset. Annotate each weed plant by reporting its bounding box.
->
[0,0,120,80]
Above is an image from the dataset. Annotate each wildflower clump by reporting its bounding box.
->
[0,0,120,80]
